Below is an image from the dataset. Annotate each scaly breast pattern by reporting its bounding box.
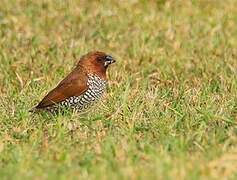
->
[57,74,107,112]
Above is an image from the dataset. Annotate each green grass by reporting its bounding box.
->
[0,0,237,179]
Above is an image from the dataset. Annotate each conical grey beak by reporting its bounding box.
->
[105,55,116,65]
[111,58,116,64]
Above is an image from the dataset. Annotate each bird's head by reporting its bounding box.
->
[77,51,116,78]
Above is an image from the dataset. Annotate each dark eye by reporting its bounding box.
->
[97,56,110,61]
[96,56,106,61]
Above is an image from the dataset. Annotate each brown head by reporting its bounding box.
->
[77,51,116,79]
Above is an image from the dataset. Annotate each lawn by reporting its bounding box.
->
[0,0,237,179]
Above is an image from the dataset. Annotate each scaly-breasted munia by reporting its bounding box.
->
[31,51,115,113]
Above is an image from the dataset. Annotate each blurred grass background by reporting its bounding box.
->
[0,0,237,179]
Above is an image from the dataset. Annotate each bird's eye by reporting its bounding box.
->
[97,56,109,61]
[96,55,115,67]
[96,57,105,61]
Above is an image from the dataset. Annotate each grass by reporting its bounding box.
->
[0,0,237,179]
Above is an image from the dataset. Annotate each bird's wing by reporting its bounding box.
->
[35,68,88,108]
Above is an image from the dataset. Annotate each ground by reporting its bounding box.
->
[0,0,237,179]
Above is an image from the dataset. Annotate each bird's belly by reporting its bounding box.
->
[53,75,107,112]
[62,88,106,112]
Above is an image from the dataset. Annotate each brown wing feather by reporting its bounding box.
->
[35,67,88,109]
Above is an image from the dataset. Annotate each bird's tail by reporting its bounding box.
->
[29,107,40,113]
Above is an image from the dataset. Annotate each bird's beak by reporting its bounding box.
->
[110,58,116,64]
[105,55,116,67]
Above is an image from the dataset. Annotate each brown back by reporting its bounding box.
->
[36,67,88,108]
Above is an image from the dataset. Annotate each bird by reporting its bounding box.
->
[31,51,116,113]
